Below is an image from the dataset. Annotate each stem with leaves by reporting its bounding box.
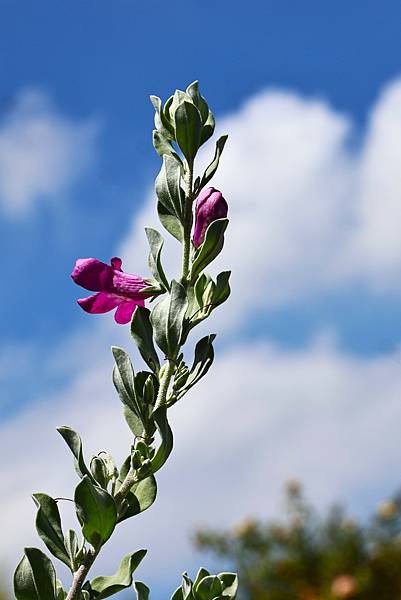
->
[14,81,236,600]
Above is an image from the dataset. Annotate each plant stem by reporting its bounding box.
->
[67,164,192,600]
[181,164,194,283]
[154,357,176,411]
[66,548,97,600]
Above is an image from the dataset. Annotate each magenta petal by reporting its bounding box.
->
[114,301,141,324]
[71,258,113,292]
[77,292,121,314]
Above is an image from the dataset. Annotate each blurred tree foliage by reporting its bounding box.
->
[194,480,401,600]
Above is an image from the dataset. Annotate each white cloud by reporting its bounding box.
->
[4,77,401,593]
[122,78,401,333]
[0,89,100,216]
[2,333,401,591]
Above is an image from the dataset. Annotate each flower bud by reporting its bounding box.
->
[193,187,228,248]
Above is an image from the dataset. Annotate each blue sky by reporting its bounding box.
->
[2,1,401,597]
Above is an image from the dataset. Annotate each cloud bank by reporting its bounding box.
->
[0,89,100,216]
[3,77,401,591]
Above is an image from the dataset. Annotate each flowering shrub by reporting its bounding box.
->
[14,81,237,600]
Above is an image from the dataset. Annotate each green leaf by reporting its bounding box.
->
[151,280,187,356]
[157,201,184,242]
[56,580,66,600]
[182,573,193,600]
[116,471,157,523]
[155,156,184,219]
[32,494,70,570]
[186,81,210,124]
[193,569,210,590]
[171,588,184,600]
[145,227,170,292]
[112,347,137,412]
[152,130,181,162]
[190,219,229,282]
[90,457,109,489]
[200,111,215,146]
[131,307,160,374]
[175,335,215,400]
[151,407,173,472]
[123,405,144,437]
[64,530,79,572]
[150,95,174,139]
[57,427,95,482]
[199,135,228,190]
[218,573,238,598]
[213,271,231,306]
[195,576,222,600]
[14,548,57,600]
[174,101,202,164]
[89,549,147,599]
[75,476,117,550]
[134,582,150,600]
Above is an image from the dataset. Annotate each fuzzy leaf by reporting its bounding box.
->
[14,548,57,600]
[155,156,184,219]
[134,582,150,600]
[190,219,229,282]
[174,101,202,164]
[57,427,94,482]
[145,227,170,292]
[151,407,173,472]
[157,201,184,242]
[75,476,117,550]
[131,307,160,374]
[199,135,228,189]
[32,494,70,570]
[151,281,187,356]
[89,550,147,599]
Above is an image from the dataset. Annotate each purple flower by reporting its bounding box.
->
[71,256,152,324]
[193,187,228,248]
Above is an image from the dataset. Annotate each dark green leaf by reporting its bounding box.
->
[75,476,117,549]
[199,136,228,190]
[14,548,57,600]
[89,550,147,599]
[112,347,140,416]
[134,582,150,600]
[151,281,187,356]
[32,494,70,569]
[182,573,193,600]
[186,81,210,124]
[157,201,184,242]
[131,307,160,374]
[193,569,210,590]
[57,427,94,482]
[151,407,173,472]
[171,588,184,600]
[176,335,215,400]
[195,576,222,600]
[56,580,66,600]
[218,573,238,598]
[213,271,231,306]
[64,530,79,572]
[200,111,215,146]
[174,101,202,164]
[145,228,170,292]
[117,474,157,523]
[90,457,109,489]
[190,219,229,282]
